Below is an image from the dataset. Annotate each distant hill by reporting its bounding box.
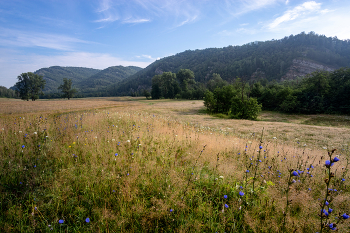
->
[77,66,142,95]
[110,32,350,96]
[10,65,143,96]
[34,66,101,93]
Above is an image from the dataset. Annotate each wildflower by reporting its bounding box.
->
[311,165,314,168]
[292,171,299,176]
[246,170,249,173]
[341,178,345,182]
[325,201,329,206]
[308,188,311,191]
[85,218,90,223]
[59,219,64,224]
[224,204,229,208]
[22,145,25,149]
[115,153,118,156]
[329,208,333,213]
[333,157,339,162]
[323,209,329,217]
[170,209,173,212]
[342,213,349,219]
[224,195,227,199]
[259,146,263,149]
[325,160,331,166]
[239,191,244,196]
[240,186,243,189]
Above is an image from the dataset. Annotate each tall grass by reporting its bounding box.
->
[0,101,349,232]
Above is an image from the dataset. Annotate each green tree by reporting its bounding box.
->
[15,72,45,101]
[58,78,77,100]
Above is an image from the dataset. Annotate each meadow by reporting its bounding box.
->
[0,97,349,232]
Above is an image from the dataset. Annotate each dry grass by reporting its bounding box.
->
[1,97,349,232]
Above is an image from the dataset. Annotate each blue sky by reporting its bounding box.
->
[1,0,350,88]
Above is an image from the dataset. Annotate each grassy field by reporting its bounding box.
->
[0,97,349,232]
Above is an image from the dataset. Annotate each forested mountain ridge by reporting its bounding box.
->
[77,66,142,95]
[10,65,142,96]
[110,32,350,96]
[33,66,101,93]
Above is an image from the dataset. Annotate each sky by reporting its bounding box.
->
[1,0,350,88]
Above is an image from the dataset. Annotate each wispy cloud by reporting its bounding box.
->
[0,28,90,51]
[94,0,199,28]
[224,0,281,17]
[268,1,322,29]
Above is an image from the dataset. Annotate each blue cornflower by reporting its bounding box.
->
[325,160,331,166]
[85,218,90,223]
[22,145,25,149]
[240,186,243,189]
[333,157,339,162]
[259,160,262,162]
[333,189,337,192]
[342,213,349,219]
[311,165,314,168]
[239,191,244,196]
[308,188,311,191]
[259,146,263,149]
[115,153,118,156]
[323,209,329,216]
[34,165,36,168]
[170,209,173,212]
[329,208,333,213]
[342,178,345,181]
[292,171,299,176]
[307,168,310,170]
[246,170,250,173]
[224,195,228,199]
[325,201,329,206]
[224,204,229,208]
[59,219,64,224]
[329,223,334,228]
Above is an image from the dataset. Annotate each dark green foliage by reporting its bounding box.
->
[230,97,262,120]
[0,86,16,98]
[151,72,180,99]
[58,78,77,100]
[203,78,262,120]
[111,32,350,96]
[14,72,45,101]
[250,67,350,114]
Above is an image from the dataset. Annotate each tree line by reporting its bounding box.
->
[13,73,77,100]
[151,67,350,119]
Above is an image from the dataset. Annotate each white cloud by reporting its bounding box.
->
[268,1,322,29]
[0,28,90,51]
[224,0,280,16]
[122,18,150,24]
[95,0,199,28]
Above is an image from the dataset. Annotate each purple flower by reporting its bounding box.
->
[323,209,329,217]
[333,157,339,162]
[224,195,228,199]
[246,170,249,173]
[292,171,299,176]
[239,191,244,196]
[85,218,90,223]
[224,204,229,208]
[170,209,173,212]
[325,160,331,166]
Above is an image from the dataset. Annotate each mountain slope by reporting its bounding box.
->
[110,32,350,96]
[77,66,142,94]
[34,66,101,93]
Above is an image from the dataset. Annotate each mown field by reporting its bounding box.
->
[0,97,349,232]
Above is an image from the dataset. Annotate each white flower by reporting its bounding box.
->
[34,132,37,135]
[219,176,224,179]
[126,140,130,143]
